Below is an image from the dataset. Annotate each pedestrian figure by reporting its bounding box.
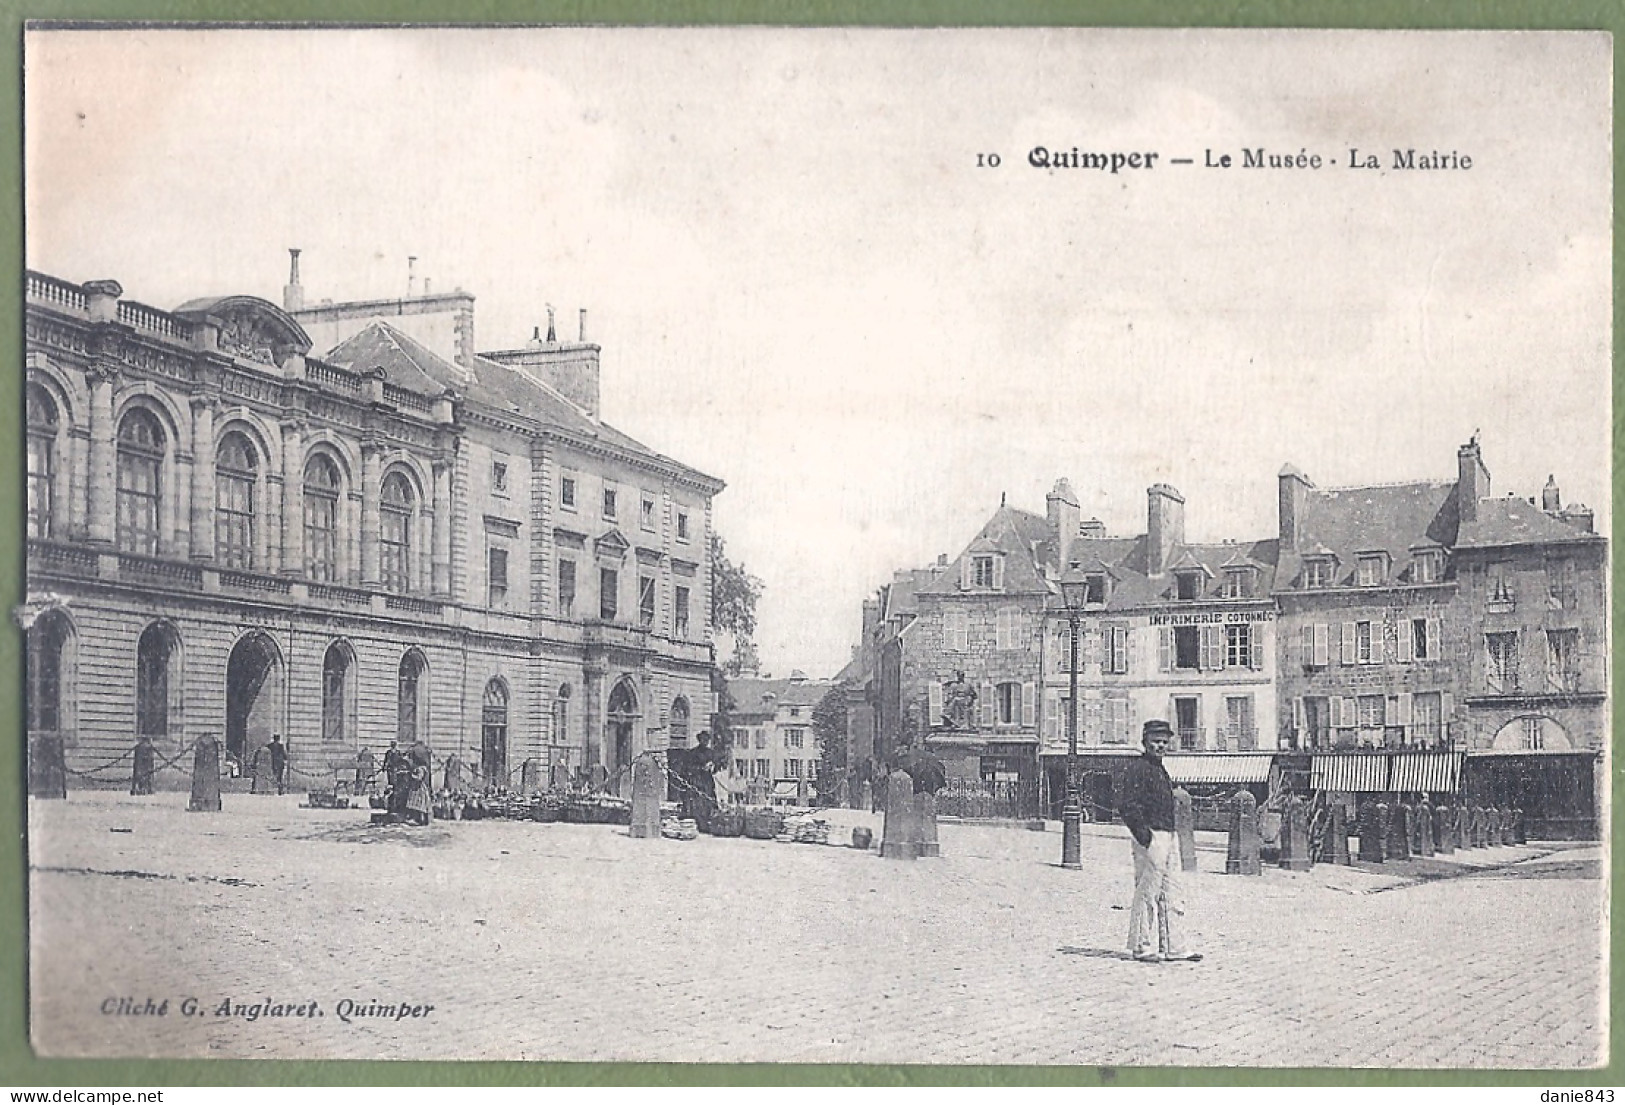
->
[356,747,376,795]
[405,760,433,826]
[130,735,156,795]
[1120,719,1202,964]
[267,734,288,795]
[382,740,409,818]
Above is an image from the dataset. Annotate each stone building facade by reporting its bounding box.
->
[724,673,833,804]
[23,261,723,793]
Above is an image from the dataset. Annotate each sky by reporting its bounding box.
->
[24,28,1612,678]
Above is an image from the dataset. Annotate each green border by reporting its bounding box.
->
[0,1,1618,1089]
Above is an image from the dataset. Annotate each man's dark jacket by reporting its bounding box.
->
[1120,752,1176,848]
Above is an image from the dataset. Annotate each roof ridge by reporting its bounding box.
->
[1317,478,1455,493]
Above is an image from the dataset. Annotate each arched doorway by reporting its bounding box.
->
[26,609,74,739]
[225,632,283,771]
[607,678,639,785]
[136,621,183,744]
[482,679,509,785]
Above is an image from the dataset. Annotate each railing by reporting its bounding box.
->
[308,582,373,609]
[28,540,99,577]
[385,594,442,615]
[219,570,292,595]
[383,383,433,412]
[1218,726,1260,751]
[933,777,1040,821]
[1177,726,1203,751]
[307,360,364,394]
[582,620,651,649]
[118,300,192,342]
[27,272,88,312]
[118,553,203,589]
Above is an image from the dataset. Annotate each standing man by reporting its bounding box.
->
[1119,719,1202,964]
[267,734,288,795]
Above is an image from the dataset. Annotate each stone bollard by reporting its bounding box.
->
[1357,800,1384,863]
[250,745,278,795]
[629,753,664,839]
[1281,795,1312,872]
[1407,799,1425,855]
[520,759,541,796]
[916,791,940,858]
[188,737,222,812]
[27,733,68,799]
[1174,787,1198,872]
[1468,806,1484,848]
[1433,804,1452,854]
[1329,801,1351,865]
[880,769,918,860]
[1513,808,1527,845]
[1388,802,1412,860]
[1225,789,1261,875]
[1416,798,1435,856]
[1451,804,1468,851]
[1494,807,1510,846]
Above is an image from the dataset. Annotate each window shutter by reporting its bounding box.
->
[1250,628,1264,670]
[1292,697,1305,744]
[1118,626,1131,675]
[1126,697,1138,744]
[1440,692,1454,745]
[1426,617,1441,662]
[992,556,1005,590]
[1299,624,1312,667]
[980,683,995,728]
[1158,627,1172,672]
[959,557,970,591]
[1044,689,1059,740]
[1084,698,1100,744]
[927,682,944,728]
[1335,697,1351,728]
[1085,626,1101,668]
[1370,620,1385,666]
[1205,625,1224,670]
[1341,622,1357,665]
[1021,682,1036,727]
[959,613,972,653]
[994,609,1008,651]
[1313,623,1331,668]
[1396,692,1413,729]
[1397,619,1414,663]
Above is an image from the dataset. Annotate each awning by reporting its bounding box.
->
[771,782,799,798]
[1162,754,1274,785]
[1390,752,1463,793]
[1311,754,1390,792]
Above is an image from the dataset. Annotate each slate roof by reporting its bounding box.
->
[1457,496,1601,550]
[1279,481,1459,589]
[323,320,702,479]
[726,677,836,718]
[919,506,1058,596]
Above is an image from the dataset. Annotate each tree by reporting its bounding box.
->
[812,685,848,803]
[711,533,763,678]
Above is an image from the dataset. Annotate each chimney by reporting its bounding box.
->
[1278,463,1313,547]
[1047,478,1081,570]
[283,248,304,312]
[579,308,588,342]
[407,256,418,298]
[1146,484,1185,575]
[1542,474,1561,512]
[546,305,557,343]
[1457,437,1491,524]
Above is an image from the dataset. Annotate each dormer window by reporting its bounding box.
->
[1174,570,1204,601]
[1084,572,1107,605]
[973,556,996,588]
[1356,553,1388,588]
[1413,549,1443,584]
[1303,558,1334,589]
[1222,567,1255,599]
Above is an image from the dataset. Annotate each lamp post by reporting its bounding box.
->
[1059,567,1089,870]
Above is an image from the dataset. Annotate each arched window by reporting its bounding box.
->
[117,408,166,556]
[397,650,427,746]
[669,696,691,748]
[215,430,258,568]
[553,683,571,745]
[136,623,179,739]
[26,386,58,539]
[380,472,414,594]
[482,679,509,784]
[322,642,353,745]
[26,611,69,734]
[304,454,342,582]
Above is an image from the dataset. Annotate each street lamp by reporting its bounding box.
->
[1058,566,1090,870]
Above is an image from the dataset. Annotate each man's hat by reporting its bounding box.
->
[1142,719,1174,738]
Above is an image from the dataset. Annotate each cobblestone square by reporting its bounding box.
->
[27,792,1606,1068]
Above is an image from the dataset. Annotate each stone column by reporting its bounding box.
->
[85,364,119,545]
[582,657,607,769]
[188,395,216,560]
[431,459,452,596]
[280,417,304,575]
[360,439,382,586]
